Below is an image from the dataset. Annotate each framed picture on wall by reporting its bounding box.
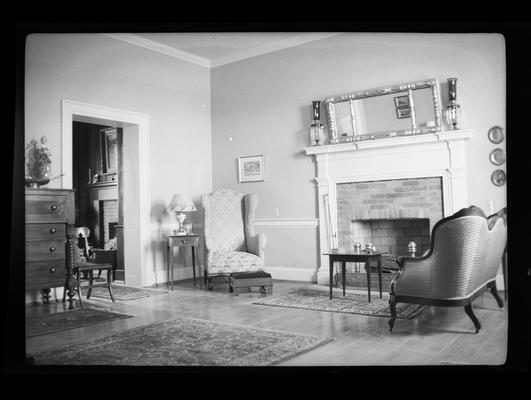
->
[100,128,118,174]
[238,155,264,183]
[396,107,411,119]
[394,95,410,108]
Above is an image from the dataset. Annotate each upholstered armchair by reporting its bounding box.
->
[201,189,267,290]
[389,206,507,333]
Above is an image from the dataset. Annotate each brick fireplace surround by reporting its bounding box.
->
[305,129,472,285]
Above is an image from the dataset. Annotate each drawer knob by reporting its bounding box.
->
[50,204,58,211]
[49,228,57,234]
[49,267,56,273]
[49,246,56,252]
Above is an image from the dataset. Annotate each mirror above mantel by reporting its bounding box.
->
[325,78,443,144]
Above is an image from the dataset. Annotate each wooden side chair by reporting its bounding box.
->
[62,227,115,306]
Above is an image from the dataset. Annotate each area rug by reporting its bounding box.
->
[87,285,168,301]
[26,308,134,338]
[252,288,427,319]
[30,316,334,366]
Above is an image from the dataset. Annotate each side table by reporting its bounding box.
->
[323,251,386,302]
[167,234,202,291]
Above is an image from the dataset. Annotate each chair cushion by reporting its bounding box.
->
[207,251,264,274]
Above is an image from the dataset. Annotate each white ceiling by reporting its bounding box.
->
[105,32,342,68]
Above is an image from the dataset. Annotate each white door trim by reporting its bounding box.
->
[61,99,151,287]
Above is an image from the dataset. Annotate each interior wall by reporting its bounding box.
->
[24,33,212,292]
[211,33,506,280]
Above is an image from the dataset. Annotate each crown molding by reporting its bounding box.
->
[104,32,343,69]
[103,33,212,68]
[210,32,342,68]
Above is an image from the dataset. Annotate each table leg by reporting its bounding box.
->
[329,258,334,300]
[366,261,371,302]
[192,246,197,287]
[342,261,346,296]
[167,243,170,290]
[377,256,383,299]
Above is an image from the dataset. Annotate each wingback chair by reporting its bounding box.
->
[388,206,507,333]
[202,189,267,290]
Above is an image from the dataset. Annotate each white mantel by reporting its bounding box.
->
[304,129,472,284]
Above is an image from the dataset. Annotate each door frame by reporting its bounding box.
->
[61,99,151,287]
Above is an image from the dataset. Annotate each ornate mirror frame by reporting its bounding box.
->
[325,78,443,144]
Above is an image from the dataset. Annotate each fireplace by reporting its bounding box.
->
[305,129,472,284]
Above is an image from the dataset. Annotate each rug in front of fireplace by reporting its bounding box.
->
[30,316,334,366]
[252,288,427,319]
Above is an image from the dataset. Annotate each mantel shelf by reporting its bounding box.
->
[304,129,472,156]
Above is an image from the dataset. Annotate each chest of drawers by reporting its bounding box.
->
[25,188,75,296]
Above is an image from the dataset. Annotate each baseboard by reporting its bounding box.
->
[264,266,317,282]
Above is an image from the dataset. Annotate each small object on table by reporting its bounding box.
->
[408,241,417,257]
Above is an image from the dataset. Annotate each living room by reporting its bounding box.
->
[12,26,528,371]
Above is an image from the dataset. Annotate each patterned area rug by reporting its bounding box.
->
[26,308,134,338]
[88,285,168,301]
[253,288,427,319]
[30,316,333,366]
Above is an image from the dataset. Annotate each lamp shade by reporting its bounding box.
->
[168,194,197,212]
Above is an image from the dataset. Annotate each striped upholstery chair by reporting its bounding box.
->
[389,206,507,333]
[201,189,267,290]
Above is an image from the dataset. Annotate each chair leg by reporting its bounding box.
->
[86,270,94,299]
[464,303,481,333]
[107,269,115,302]
[207,277,214,291]
[388,295,397,332]
[489,284,504,310]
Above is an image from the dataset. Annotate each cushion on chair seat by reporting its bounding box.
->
[74,262,113,271]
[208,251,264,274]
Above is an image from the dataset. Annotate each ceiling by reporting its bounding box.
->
[105,32,342,68]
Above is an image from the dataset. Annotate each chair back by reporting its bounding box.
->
[202,189,247,253]
[481,208,507,286]
[73,226,91,262]
[429,214,490,298]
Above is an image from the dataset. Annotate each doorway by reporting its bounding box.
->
[72,122,125,281]
[61,100,151,288]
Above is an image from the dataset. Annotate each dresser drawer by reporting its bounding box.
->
[171,236,199,246]
[26,240,65,261]
[26,223,66,242]
[26,260,65,289]
[25,190,74,223]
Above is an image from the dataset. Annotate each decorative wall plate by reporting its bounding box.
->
[489,148,506,166]
[491,169,506,186]
[488,126,504,144]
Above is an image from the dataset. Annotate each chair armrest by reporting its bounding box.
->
[247,233,267,259]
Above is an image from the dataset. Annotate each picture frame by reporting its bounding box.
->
[394,95,410,108]
[396,107,411,119]
[100,128,118,174]
[238,155,264,183]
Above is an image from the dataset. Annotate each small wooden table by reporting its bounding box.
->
[323,250,386,302]
[166,234,202,291]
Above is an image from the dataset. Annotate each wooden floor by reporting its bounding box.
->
[25,279,508,367]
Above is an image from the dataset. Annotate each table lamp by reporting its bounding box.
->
[168,194,197,235]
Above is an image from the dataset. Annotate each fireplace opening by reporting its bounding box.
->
[336,176,443,274]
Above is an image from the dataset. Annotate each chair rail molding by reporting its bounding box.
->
[305,129,472,285]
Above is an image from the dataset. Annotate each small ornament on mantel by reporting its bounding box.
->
[310,100,324,146]
[444,78,462,130]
